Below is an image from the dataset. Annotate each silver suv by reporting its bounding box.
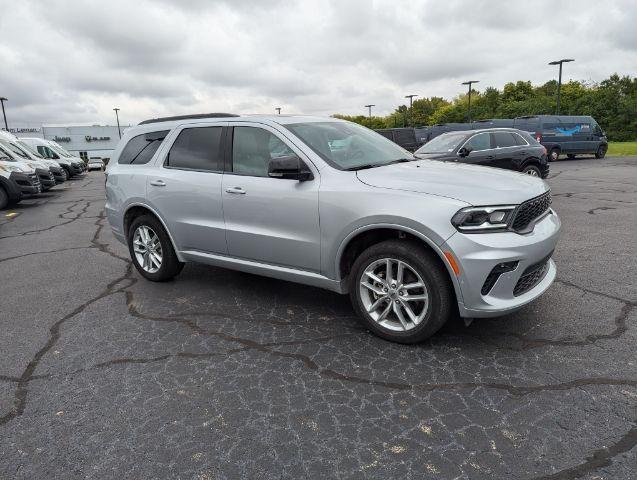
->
[106,114,561,343]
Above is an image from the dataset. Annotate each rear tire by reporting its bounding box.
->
[567,154,576,159]
[127,214,184,282]
[0,187,8,210]
[349,240,454,344]
[595,145,607,159]
[549,147,560,162]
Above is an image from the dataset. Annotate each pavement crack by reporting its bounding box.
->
[0,246,96,264]
[530,426,637,480]
[587,206,616,215]
[0,200,92,240]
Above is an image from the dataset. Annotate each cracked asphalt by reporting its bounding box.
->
[0,157,636,480]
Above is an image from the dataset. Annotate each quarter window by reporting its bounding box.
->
[512,132,529,146]
[119,130,169,165]
[464,133,491,152]
[165,127,223,171]
[232,127,295,177]
[493,132,517,148]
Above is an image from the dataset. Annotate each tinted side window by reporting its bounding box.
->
[165,127,223,171]
[232,127,295,177]
[493,132,517,148]
[119,130,169,165]
[464,133,491,152]
[512,132,529,146]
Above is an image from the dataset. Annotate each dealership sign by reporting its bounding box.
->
[7,127,41,133]
[85,135,111,142]
[54,136,71,142]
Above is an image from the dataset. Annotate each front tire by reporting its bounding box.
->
[522,165,541,177]
[349,240,454,344]
[595,145,607,159]
[567,154,576,159]
[127,214,184,281]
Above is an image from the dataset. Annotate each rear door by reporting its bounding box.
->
[459,132,496,167]
[222,122,321,272]
[145,123,227,255]
[492,131,524,171]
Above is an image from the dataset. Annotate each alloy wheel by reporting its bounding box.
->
[524,168,539,177]
[359,258,429,332]
[133,225,163,273]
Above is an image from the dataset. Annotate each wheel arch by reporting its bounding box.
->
[335,224,462,304]
[123,203,184,262]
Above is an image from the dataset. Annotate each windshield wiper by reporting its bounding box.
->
[385,158,413,165]
[344,164,379,171]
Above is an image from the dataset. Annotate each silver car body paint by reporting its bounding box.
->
[106,115,560,318]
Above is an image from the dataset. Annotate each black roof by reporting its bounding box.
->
[138,113,239,125]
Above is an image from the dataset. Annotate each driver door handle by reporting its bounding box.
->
[150,179,166,187]
[485,155,495,160]
[225,186,246,195]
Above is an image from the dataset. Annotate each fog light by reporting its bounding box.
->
[489,211,506,223]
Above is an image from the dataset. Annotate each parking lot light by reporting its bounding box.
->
[113,108,122,139]
[461,81,479,123]
[548,59,574,115]
[275,107,281,115]
[364,104,375,126]
[405,94,418,127]
[0,97,8,131]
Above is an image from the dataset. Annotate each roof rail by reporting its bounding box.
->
[138,113,239,125]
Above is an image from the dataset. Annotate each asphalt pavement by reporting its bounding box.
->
[0,157,636,479]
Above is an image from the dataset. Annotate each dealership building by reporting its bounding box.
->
[5,124,128,161]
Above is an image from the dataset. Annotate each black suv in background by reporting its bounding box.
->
[513,115,607,161]
[414,128,549,178]
[375,128,419,151]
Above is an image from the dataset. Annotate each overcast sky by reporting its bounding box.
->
[1,0,635,126]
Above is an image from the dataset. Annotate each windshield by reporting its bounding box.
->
[0,140,31,160]
[0,144,17,161]
[17,141,45,159]
[49,143,73,158]
[284,121,414,170]
[415,132,467,154]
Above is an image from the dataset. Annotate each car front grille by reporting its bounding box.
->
[513,253,552,297]
[511,191,552,232]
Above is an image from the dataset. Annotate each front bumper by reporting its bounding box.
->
[70,162,86,175]
[35,168,56,188]
[9,171,42,195]
[444,209,561,318]
[50,166,66,182]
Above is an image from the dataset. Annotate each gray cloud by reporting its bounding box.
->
[0,0,634,125]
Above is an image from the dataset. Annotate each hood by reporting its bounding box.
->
[356,159,549,206]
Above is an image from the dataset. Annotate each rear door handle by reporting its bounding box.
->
[485,155,495,160]
[225,186,246,195]
[150,180,166,187]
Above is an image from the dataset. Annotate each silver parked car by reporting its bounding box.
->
[106,114,560,343]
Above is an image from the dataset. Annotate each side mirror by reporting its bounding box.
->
[458,147,471,157]
[268,155,313,181]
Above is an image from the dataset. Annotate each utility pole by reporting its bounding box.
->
[405,94,417,127]
[461,81,479,123]
[113,108,121,139]
[0,97,8,131]
[364,104,375,127]
[275,107,281,115]
[549,59,574,115]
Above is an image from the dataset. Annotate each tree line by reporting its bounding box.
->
[333,74,637,141]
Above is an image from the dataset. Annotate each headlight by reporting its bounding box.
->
[0,164,24,173]
[451,205,517,233]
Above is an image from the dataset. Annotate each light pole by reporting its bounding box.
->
[113,108,122,139]
[275,107,281,115]
[549,59,574,115]
[0,97,8,131]
[405,94,418,127]
[364,104,375,126]
[461,81,479,123]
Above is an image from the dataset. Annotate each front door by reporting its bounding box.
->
[222,124,321,272]
[146,124,227,255]
[461,132,496,167]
